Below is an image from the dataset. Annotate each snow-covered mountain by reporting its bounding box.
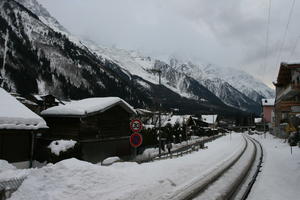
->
[1,0,241,115]
[1,0,275,115]
[0,0,142,105]
[202,64,275,102]
[170,59,275,103]
[15,0,68,33]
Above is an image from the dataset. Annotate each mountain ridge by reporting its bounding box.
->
[0,0,273,116]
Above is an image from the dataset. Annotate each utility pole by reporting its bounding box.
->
[151,69,162,156]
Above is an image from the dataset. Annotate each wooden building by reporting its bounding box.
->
[40,97,137,163]
[0,88,48,168]
[27,94,63,113]
[274,63,300,137]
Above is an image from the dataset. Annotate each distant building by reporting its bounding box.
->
[27,94,63,113]
[9,92,40,113]
[274,63,300,137]
[39,97,136,163]
[254,117,264,131]
[163,115,195,127]
[262,99,275,123]
[201,115,218,127]
[261,98,275,131]
[0,88,48,168]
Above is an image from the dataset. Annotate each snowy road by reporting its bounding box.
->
[3,133,245,200]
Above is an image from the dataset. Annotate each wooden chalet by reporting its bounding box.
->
[0,88,48,168]
[40,97,137,163]
[274,63,300,137]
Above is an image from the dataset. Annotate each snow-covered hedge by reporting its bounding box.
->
[48,140,77,156]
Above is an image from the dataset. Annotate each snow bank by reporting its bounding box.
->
[41,97,136,116]
[9,134,244,200]
[101,157,122,166]
[0,160,31,181]
[0,160,16,173]
[0,88,48,130]
[247,133,300,200]
[48,140,77,156]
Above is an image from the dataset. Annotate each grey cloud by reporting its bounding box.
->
[37,0,300,86]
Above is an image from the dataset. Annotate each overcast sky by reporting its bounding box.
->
[37,0,300,88]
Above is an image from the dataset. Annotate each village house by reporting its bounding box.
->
[274,63,300,138]
[254,117,264,131]
[201,114,218,127]
[39,97,137,163]
[261,98,275,131]
[0,88,48,168]
[26,94,64,114]
[163,115,196,128]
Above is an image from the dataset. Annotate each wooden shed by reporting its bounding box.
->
[40,97,137,163]
[0,88,48,168]
[26,94,63,113]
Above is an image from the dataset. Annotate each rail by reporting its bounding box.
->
[163,134,263,200]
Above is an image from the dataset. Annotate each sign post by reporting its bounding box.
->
[130,133,143,148]
[130,119,143,133]
[130,119,143,159]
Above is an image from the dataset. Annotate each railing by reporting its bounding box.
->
[138,135,223,163]
[0,177,26,200]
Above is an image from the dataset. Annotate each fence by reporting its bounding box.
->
[0,177,26,200]
[154,135,222,161]
[136,134,223,163]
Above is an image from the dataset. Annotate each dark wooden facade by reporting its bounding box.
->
[40,105,133,163]
[0,130,34,165]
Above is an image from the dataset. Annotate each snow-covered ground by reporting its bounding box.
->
[2,132,298,200]
[2,133,243,200]
[248,133,300,200]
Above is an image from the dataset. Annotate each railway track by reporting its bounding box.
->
[163,134,263,200]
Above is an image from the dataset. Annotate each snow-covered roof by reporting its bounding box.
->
[33,94,60,103]
[201,115,218,124]
[0,88,48,130]
[33,94,43,101]
[255,118,262,123]
[41,97,137,117]
[136,108,153,115]
[262,98,275,106]
[163,115,192,127]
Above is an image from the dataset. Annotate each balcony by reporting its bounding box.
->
[276,101,300,112]
[276,83,300,102]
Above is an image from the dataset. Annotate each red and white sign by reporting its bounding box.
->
[130,133,143,148]
[130,119,143,132]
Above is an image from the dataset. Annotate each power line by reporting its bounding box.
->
[289,35,300,59]
[263,0,272,76]
[275,0,296,65]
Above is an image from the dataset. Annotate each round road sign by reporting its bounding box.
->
[130,119,143,132]
[130,133,143,148]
